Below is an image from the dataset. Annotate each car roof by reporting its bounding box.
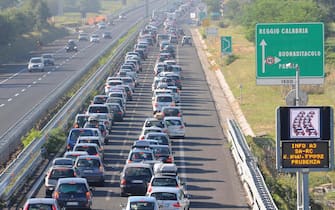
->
[74,143,99,147]
[76,155,102,160]
[128,196,157,202]
[25,198,57,204]
[149,186,181,193]
[124,162,152,168]
[163,116,182,120]
[145,132,169,137]
[64,151,89,156]
[57,177,88,184]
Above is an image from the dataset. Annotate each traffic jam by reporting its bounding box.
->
[23,2,193,210]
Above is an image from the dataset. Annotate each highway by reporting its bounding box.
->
[31,24,251,209]
[0,1,164,147]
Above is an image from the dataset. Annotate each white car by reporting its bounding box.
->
[28,57,45,72]
[139,126,164,140]
[152,94,175,114]
[163,117,185,138]
[41,53,55,66]
[90,34,100,42]
[147,187,190,210]
[122,196,160,210]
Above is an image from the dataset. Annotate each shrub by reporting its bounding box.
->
[44,128,66,154]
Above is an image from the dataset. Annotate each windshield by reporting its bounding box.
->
[129,201,155,210]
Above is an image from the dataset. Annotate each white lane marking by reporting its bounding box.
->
[38,77,42,81]
[28,85,32,88]
[8,98,12,102]
[0,69,25,85]
[21,89,26,92]
[0,104,4,107]
[14,93,19,97]
[42,74,47,78]
[33,81,37,84]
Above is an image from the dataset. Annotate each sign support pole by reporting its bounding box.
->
[294,65,310,210]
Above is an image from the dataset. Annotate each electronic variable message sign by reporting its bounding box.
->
[276,106,333,172]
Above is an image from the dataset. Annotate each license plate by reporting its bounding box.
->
[132,180,143,184]
[67,202,79,206]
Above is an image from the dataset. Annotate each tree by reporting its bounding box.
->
[0,0,20,9]
[240,0,327,42]
[203,0,221,14]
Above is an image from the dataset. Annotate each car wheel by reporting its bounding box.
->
[120,192,127,197]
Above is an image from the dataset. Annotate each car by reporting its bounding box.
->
[152,94,175,114]
[78,32,89,41]
[153,163,178,176]
[66,128,103,150]
[106,97,126,113]
[160,106,183,119]
[122,196,160,210]
[144,132,171,146]
[166,86,180,103]
[73,143,104,160]
[84,119,109,139]
[73,113,90,128]
[65,39,78,52]
[169,35,179,44]
[45,166,77,196]
[150,145,174,163]
[90,34,100,42]
[52,158,74,167]
[126,148,155,164]
[92,95,108,104]
[132,140,159,149]
[86,104,114,127]
[104,79,124,94]
[76,136,104,152]
[74,155,105,186]
[147,175,185,193]
[108,91,127,105]
[97,22,106,29]
[119,13,127,19]
[102,31,112,39]
[181,35,192,46]
[139,126,164,140]
[163,117,186,138]
[22,198,61,210]
[105,102,125,122]
[63,151,89,163]
[143,118,168,134]
[28,57,44,72]
[120,162,153,196]
[41,53,55,66]
[147,187,190,210]
[52,177,93,209]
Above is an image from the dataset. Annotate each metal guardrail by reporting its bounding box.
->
[0,17,143,206]
[227,119,278,210]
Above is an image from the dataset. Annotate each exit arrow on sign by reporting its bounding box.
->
[221,36,232,54]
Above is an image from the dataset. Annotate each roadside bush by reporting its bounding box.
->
[44,128,66,154]
[224,54,238,65]
[22,129,42,147]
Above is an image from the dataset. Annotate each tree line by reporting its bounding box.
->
[0,0,102,46]
[206,0,335,42]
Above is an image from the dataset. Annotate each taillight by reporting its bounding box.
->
[154,103,158,107]
[86,191,91,200]
[171,103,175,107]
[140,136,145,140]
[53,191,59,199]
[67,145,71,150]
[180,125,184,129]
[23,205,29,210]
[147,184,152,193]
[52,204,57,210]
[99,166,104,172]
[121,179,126,185]
[118,111,122,114]
[178,113,181,117]
[173,202,181,207]
[166,156,173,163]
[95,154,99,157]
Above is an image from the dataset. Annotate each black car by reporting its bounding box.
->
[53,178,93,209]
[65,40,78,52]
[120,163,153,196]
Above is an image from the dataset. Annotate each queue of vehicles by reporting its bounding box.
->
[23,2,193,209]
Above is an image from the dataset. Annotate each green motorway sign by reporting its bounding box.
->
[221,36,232,55]
[256,23,324,85]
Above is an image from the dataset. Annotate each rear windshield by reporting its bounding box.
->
[74,146,98,155]
[125,167,152,177]
[69,129,94,141]
[152,147,170,156]
[76,158,101,168]
[151,192,177,200]
[130,201,155,210]
[130,152,154,161]
[146,135,169,145]
[163,108,180,116]
[152,178,177,187]
[157,96,172,102]
[165,119,182,126]
[58,183,88,194]
[26,203,54,210]
[49,168,75,179]
[93,96,107,104]
[88,106,108,113]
